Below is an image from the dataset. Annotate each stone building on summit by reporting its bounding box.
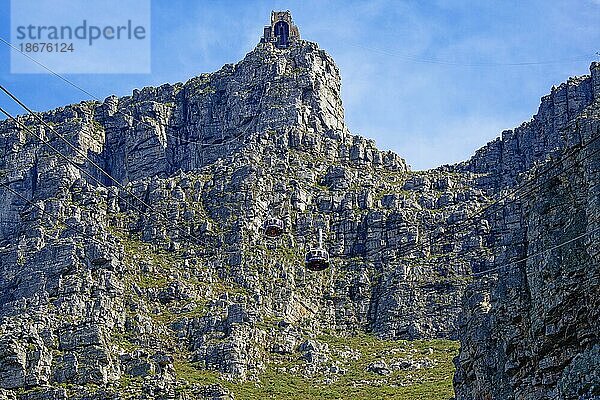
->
[260,11,300,49]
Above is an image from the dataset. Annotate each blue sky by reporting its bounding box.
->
[1,0,599,169]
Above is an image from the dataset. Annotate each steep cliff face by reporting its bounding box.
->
[453,63,600,399]
[0,39,492,399]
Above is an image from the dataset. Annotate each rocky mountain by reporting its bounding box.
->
[0,12,598,400]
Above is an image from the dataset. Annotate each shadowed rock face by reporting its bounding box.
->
[0,33,598,399]
[453,62,600,399]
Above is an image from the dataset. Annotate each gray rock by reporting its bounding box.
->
[366,360,390,375]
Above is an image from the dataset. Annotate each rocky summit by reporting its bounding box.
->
[0,11,598,400]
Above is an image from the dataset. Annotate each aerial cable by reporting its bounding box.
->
[471,222,600,277]
[1,72,276,250]
[0,37,260,148]
[1,84,255,225]
[400,188,600,282]
[345,136,600,281]
[394,126,600,261]
[1,84,155,210]
[437,138,600,253]
[372,218,600,283]
[346,42,593,67]
[0,106,148,217]
[0,180,111,248]
[455,130,600,230]
[0,106,209,246]
[0,41,314,277]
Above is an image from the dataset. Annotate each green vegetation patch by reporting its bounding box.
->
[174,336,458,400]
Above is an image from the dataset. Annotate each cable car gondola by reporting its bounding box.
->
[263,217,284,238]
[305,228,330,271]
